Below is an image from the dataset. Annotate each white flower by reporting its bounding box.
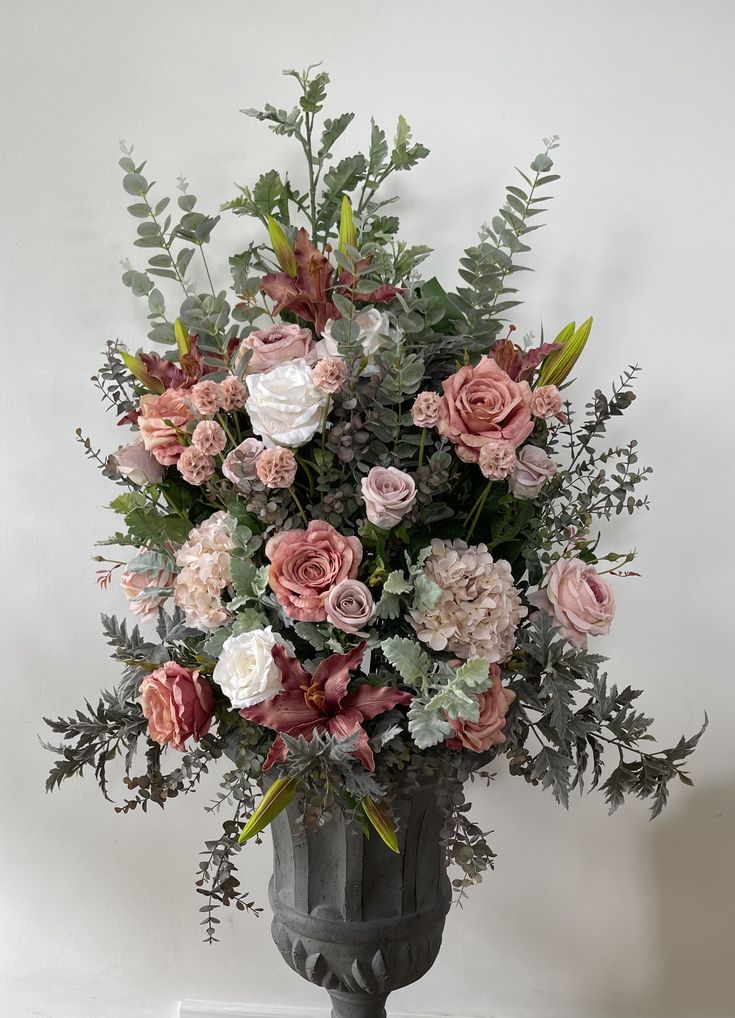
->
[213,627,289,708]
[245,358,327,448]
[317,308,390,359]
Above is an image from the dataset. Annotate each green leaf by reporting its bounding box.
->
[380,637,432,688]
[407,699,452,749]
[122,173,149,196]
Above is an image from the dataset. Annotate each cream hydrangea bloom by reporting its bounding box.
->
[409,539,526,662]
[173,512,237,631]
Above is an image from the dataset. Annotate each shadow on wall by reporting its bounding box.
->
[600,781,735,1018]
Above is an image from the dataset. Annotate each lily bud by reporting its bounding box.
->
[174,318,190,357]
[338,195,358,254]
[119,350,165,394]
[267,216,298,278]
[538,317,593,387]
[238,776,300,844]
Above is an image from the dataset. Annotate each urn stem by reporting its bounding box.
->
[328,989,388,1018]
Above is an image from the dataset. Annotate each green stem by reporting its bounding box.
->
[289,486,309,526]
[295,452,316,499]
[200,246,217,298]
[465,481,493,541]
[216,414,239,449]
[417,428,427,468]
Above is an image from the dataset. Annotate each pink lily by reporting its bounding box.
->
[240,642,411,772]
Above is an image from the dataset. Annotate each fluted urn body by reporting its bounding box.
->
[268,782,451,1018]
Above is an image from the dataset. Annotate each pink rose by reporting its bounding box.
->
[255,447,298,488]
[478,439,517,481]
[446,665,515,752]
[312,356,349,394]
[138,389,194,465]
[236,323,316,374]
[266,519,363,622]
[530,384,567,422]
[530,558,616,649]
[361,466,416,529]
[437,356,533,462]
[177,445,215,486]
[190,380,222,417]
[108,440,163,485]
[509,445,557,499]
[411,391,442,428]
[325,579,376,634]
[139,661,214,752]
[192,420,227,456]
[219,375,247,411]
[222,438,265,490]
[120,551,175,618]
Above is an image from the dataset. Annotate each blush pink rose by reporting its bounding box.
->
[446,665,515,752]
[139,661,214,752]
[437,356,533,462]
[325,579,376,634]
[108,440,163,486]
[509,445,557,499]
[236,323,316,374]
[361,466,416,529]
[120,551,175,618]
[530,558,616,649]
[266,519,363,622]
[138,388,194,465]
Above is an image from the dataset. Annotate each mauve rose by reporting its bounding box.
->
[530,384,566,422]
[120,550,175,618]
[478,439,517,481]
[446,665,515,753]
[509,444,557,500]
[108,440,163,486]
[177,445,215,486]
[266,519,363,622]
[139,661,214,752]
[190,379,222,417]
[192,420,227,456]
[325,579,376,634]
[219,375,247,410]
[255,447,298,489]
[530,557,616,649]
[437,356,533,463]
[361,466,416,529]
[236,323,316,374]
[411,391,442,428]
[222,438,265,490]
[139,388,194,465]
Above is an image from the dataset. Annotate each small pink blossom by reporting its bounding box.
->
[139,661,214,752]
[219,375,247,411]
[255,447,298,488]
[190,380,222,417]
[446,665,516,752]
[312,356,349,394]
[478,439,517,481]
[222,438,265,490]
[177,445,215,486]
[192,420,227,456]
[411,391,442,428]
[530,384,567,422]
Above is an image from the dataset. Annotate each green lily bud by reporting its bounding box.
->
[119,351,164,394]
[361,796,400,854]
[238,776,300,844]
[267,216,298,278]
[538,317,593,387]
[173,318,190,358]
[338,195,358,254]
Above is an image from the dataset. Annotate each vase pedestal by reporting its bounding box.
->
[268,782,451,1016]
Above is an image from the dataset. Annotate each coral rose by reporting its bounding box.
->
[139,661,214,751]
[361,466,416,529]
[446,665,515,752]
[266,519,363,622]
[138,388,194,465]
[236,322,316,374]
[437,356,533,462]
[530,557,616,649]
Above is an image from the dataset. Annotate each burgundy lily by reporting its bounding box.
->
[240,642,411,772]
[490,337,560,382]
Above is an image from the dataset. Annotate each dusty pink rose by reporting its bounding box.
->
[222,438,265,490]
[192,420,227,456]
[437,356,533,462]
[509,445,557,499]
[266,519,363,622]
[138,388,194,465]
[236,323,316,374]
[530,558,616,649]
[139,661,214,752]
[325,579,376,634]
[530,384,567,422]
[446,665,516,752]
[255,447,298,488]
[219,375,247,410]
[190,379,222,417]
[312,356,349,394]
[177,445,215,486]
[411,391,442,428]
[120,551,175,618]
[108,440,163,485]
[478,439,517,481]
[361,466,416,529]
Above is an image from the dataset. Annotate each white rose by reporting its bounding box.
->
[213,627,288,709]
[245,358,327,448]
[317,308,390,359]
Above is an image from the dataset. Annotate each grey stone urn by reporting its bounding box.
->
[268,782,452,1018]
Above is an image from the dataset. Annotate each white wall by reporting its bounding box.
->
[2,2,733,1017]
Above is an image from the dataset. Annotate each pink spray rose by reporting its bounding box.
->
[219,375,247,411]
[108,440,163,486]
[192,420,227,456]
[530,558,616,649]
[139,661,214,752]
[530,384,567,422]
[190,379,222,417]
[120,551,175,618]
[436,356,533,462]
[325,579,376,634]
[236,323,316,374]
[138,388,194,465]
[411,391,442,428]
[177,445,215,486]
[446,665,516,752]
[222,438,265,490]
[509,445,557,499]
[361,466,416,529]
[255,447,298,488]
[478,439,517,481]
[266,519,363,622]
[312,356,349,394]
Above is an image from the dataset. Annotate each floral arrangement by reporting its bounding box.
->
[45,67,705,943]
